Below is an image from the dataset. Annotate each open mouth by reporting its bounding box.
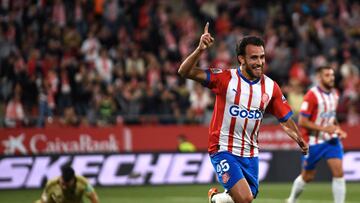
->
[252,65,262,70]
[253,66,262,72]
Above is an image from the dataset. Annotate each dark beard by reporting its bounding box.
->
[323,83,334,90]
[245,64,260,79]
[321,79,334,90]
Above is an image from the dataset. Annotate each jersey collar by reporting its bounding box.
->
[317,86,331,95]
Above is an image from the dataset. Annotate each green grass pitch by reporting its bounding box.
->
[1,183,359,203]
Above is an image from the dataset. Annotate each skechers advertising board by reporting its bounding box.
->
[0,151,359,189]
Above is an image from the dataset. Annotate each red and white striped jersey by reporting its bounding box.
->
[204,68,292,157]
[300,86,340,145]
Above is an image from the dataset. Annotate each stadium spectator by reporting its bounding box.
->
[81,31,101,63]
[289,60,310,86]
[177,134,196,152]
[97,89,116,126]
[286,79,305,117]
[5,85,25,128]
[37,79,55,128]
[187,83,211,123]
[125,49,145,79]
[346,102,360,126]
[95,49,113,84]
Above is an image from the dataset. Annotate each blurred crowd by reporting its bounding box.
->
[0,0,359,128]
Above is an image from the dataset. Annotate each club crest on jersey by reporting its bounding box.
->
[229,105,263,120]
[281,95,287,103]
[222,172,230,184]
[210,68,223,74]
[261,93,269,103]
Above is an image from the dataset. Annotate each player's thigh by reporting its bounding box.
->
[302,144,324,170]
[301,169,317,182]
[210,151,243,190]
[327,158,343,177]
[324,138,344,177]
[229,178,253,203]
[241,157,259,198]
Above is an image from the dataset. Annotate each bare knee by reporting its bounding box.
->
[332,170,344,178]
[231,193,253,203]
[302,171,316,183]
[241,195,253,203]
[327,158,344,178]
[229,178,254,203]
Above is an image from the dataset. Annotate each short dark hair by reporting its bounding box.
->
[61,166,75,182]
[316,65,333,74]
[236,36,265,56]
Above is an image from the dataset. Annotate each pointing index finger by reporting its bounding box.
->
[204,22,209,34]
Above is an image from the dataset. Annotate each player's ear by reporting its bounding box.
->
[315,71,321,80]
[237,55,245,65]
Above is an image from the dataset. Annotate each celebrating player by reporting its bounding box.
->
[286,65,347,203]
[178,22,308,203]
[34,166,99,203]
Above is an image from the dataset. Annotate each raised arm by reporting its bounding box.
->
[280,118,309,155]
[178,22,214,83]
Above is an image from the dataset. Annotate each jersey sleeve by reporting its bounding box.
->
[77,176,95,195]
[41,179,57,203]
[300,90,317,117]
[84,182,95,195]
[203,68,229,94]
[266,82,293,122]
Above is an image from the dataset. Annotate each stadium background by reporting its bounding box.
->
[0,0,359,202]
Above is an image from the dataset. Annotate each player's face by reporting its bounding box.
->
[239,45,265,79]
[319,68,335,89]
[60,178,75,190]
